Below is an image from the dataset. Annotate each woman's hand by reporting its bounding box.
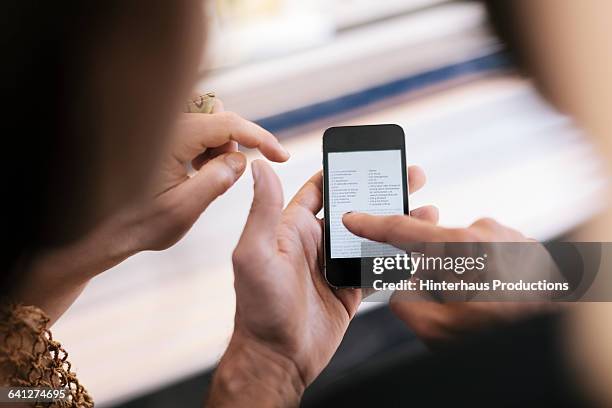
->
[120,100,289,252]
[207,162,436,407]
[341,214,560,348]
[13,101,289,323]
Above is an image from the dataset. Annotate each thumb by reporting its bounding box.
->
[236,160,284,256]
[173,151,246,217]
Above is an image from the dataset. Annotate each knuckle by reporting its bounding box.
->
[451,228,478,242]
[388,214,407,225]
[216,169,236,191]
[472,217,499,229]
[415,206,438,222]
[206,162,237,192]
[232,243,269,270]
[386,223,405,241]
[470,217,514,241]
[386,214,408,230]
[508,227,526,240]
[232,246,248,269]
[219,111,241,127]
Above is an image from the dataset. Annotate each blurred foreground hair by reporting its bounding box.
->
[0,1,120,288]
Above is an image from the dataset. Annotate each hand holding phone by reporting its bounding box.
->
[323,124,410,288]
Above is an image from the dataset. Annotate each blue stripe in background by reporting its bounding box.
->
[256,51,512,134]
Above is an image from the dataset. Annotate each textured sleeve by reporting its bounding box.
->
[0,303,93,407]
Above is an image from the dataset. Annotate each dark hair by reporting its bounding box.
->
[0,1,120,289]
[481,0,527,72]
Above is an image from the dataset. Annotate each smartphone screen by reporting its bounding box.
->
[323,124,409,287]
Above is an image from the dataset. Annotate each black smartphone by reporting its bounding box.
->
[322,124,410,288]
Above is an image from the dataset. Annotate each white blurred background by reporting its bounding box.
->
[52,0,608,406]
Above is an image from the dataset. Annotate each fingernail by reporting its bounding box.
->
[279,144,290,160]
[225,152,246,172]
[344,211,354,216]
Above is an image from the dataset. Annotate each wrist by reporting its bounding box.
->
[8,212,139,323]
[32,211,138,282]
[207,334,305,408]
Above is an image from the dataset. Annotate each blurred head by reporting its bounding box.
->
[484,0,612,161]
[1,1,205,277]
[485,3,612,401]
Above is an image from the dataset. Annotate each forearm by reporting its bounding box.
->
[9,212,138,324]
[206,336,305,408]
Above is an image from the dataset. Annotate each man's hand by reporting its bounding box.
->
[207,162,436,407]
[342,214,560,348]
